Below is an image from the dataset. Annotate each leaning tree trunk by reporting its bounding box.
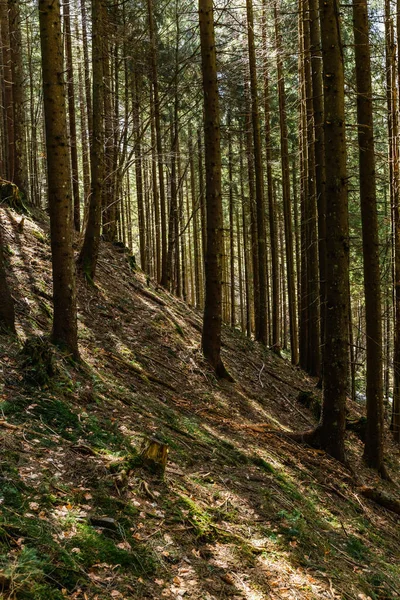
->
[39,0,78,358]
[199,0,232,381]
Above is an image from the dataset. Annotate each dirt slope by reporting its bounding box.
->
[1,206,400,600]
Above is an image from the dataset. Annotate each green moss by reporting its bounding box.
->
[65,523,154,575]
[252,456,276,474]
[346,535,369,561]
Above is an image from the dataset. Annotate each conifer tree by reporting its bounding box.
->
[199,0,232,380]
[39,0,78,357]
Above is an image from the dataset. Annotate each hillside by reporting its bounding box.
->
[0,206,400,600]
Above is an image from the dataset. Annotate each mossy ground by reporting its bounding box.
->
[1,207,400,599]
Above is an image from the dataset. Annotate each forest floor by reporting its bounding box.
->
[0,206,400,600]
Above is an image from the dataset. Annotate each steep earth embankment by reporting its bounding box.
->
[0,206,399,600]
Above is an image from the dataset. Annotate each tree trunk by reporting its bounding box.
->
[148,0,167,286]
[246,0,267,344]
[313,0,349,462]
[199,0,232,380]
[0,223,15,333]
[78,0,105,282]
[39,0,78,358]
[8,0,27,199]
[309,0,327,380]
[262,0,280,352]
[0,0,14,182]
[64,0,80,231]
[274,1,298,364]
[352,0,385,472]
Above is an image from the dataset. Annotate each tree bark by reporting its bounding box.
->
[274,1,298,364]
[199,0,232,381]
[78,0,105,282]
[39,0,78,357]
[246,0,267,345]
[352,0,385,472]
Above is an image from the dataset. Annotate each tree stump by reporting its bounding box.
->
[141,438,168,476]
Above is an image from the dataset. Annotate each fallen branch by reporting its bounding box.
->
[0,420,20,431]
[104,351,177,391]
[129,282,166,306]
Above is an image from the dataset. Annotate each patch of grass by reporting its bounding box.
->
[252,456,276,474]
[31,230,48,244]
[177,494,214,541]
[346,535,369,561]
[65,523,154,575]
[276,472,303,501]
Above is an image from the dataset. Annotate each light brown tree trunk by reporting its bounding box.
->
[39,0,78,357]
[133,72,146,272]
[309,0,327,380]
[262,0,280,351]
[274,1,298,364]
[64,0,80,231]
[148,0,167,285]
[246,0,267,344]
[0,224,15,333]
[8,0,27,198]
[228,116,235,327]
[353,0,385,472]
[199,0,232,380]
[245,90,259,336]
[189,131,201,307]
[0,0,14,182]
[80,0,92,140]
[240,134,251,337]
[78,0,104,282]
[302,0,320,376]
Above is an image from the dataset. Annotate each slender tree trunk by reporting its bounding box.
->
[80,0,92,139]
[228,116,236,327]
[352,0,385,472]
[64,0,80,231]
[199,0,232,380]
[309,0,327,380]
[262,0,280,352]
[246,0,267,344]
[8,0,27,198]
[78,0,104,282]
[148,0,167,285]
[245,90,259,336]
[274,1,298,364]
[189,131,201,307]
[240,134,252,337]
[391,0,400,441]
[303,0,320,376]
[39,0,78,357]
[0,225,15,333]
[133,72,147,271]
[0,0,14,182]
[149,84,161,282]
